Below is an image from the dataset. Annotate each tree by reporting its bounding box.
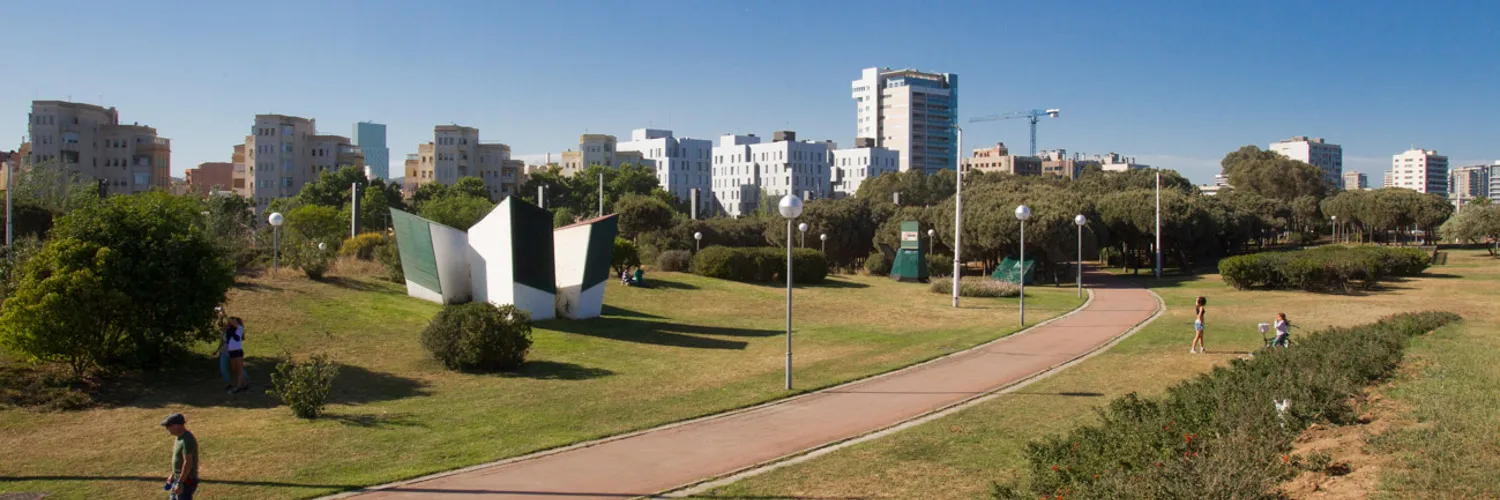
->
[412,183,450,208]
[202,193,258,268]
[419,195,494,231]
[285,205,344,244]
[612,237,640,274]
[451,177,491,201]
[0,192,234,371]
[1440,205,1500,254]
[552,207,577,228]
[1220,145,1328,203]
[3,159,102,238]
[614,193,675,239]
[295,166,368,210]
[356,183,391,232]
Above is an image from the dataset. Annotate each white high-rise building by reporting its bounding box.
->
[1270,136,1343,186]
[615,128,713,210]
[852,67,958,174]
[711,131,833,217]
[831,141,899,198]
[1390,148,1448,196]
[1449,164,1491,207]
[1491,161,1500,200]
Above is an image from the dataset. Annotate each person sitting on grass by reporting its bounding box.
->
[632,267,646,287]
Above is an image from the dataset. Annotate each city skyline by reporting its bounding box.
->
[2,0,1497,185]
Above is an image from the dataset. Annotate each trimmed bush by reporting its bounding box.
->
[338,232,389,261]
[992,311,1461,500]
[421,303,533,372]
[928,254,954,277]
[1219,246,1430,293]
[656,250,692,272]
[864,251,892,276]
[928,277,1020,297]
[690,246,828,284]
[268,351,339,419]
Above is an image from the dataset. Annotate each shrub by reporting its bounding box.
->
[421,303,533,372]
[268,351,340,419]
[656,250,692,272]
[993,311,1461,500]
[612,237,641,275]
[928,277,1021,297]
[928,254,954,277]
[376,236,404,283]
[339,232,388,261]
[419,195,494,231]
[283,238,335,280]
[1218,246,1429,293]
[690,246,828,284]
[864,251,892,276]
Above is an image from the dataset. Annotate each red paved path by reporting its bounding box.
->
[346,283,1159,499]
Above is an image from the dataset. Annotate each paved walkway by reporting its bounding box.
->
[345,280,1161,499]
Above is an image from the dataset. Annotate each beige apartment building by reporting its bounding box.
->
[185,162,234,196]
[559,134,649,176]
[404,125,521,200]
[23,100,171,195]
[234,114,362,212]
[1038,149,1101,180]
[961,142,1041,176]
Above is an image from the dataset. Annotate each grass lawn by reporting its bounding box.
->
[703,250,1500,499]
[0,270,1082,500]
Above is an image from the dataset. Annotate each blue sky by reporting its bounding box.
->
[4,0,1496,184]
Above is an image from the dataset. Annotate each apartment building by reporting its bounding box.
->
[831,138,899,198]
[1390,148,1448,196]
[403,125,520,200]
[852,67,958,174]
[1037,149,1101,180]
[1449,164,1490,207]
[0,150,18,189]
[615,129,712,210]
[1343,170,1368,191]
[185,162,234,196]
[353,121,389,180]
[711,132,834,217]
[1383,171,1394,188]
[1270,136,1343,186]
[1099,153,1149,172]
[961,142,1041,176]
[1491,162,1500,200]
[23,100,171,195]
[558,134,651,176]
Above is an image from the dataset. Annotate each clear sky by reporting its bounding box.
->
[4,0,1496,184]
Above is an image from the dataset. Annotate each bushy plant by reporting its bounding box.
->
[656,250,692,272]
[1219,246,1430,293]
[268,351,340,419]
[864,251,892,276]
[376,236,404,283]
[689,246,827,284]
[421,303,533,372]
[612,237,641,275]
[993,311,1461,500]
[338,232,389,261]
[928,277,1021,297]
[928,254,954,277]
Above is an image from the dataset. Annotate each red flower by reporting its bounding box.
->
[1052,465,1059,471]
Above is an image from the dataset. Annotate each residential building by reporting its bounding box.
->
[961,142,1041,176]
[559,134,650,176]
[1390,148,1448,196]
[831,138,899,198]
[1449,164,1491,208]
[185,162,234,196]
[404,125,520,200]
[615,128,713,210]
[1038,149,1100,180]
[710,131,834,217]
[0,150,19,189]
[24,100,171,195]
[353,122,389,180]
[1383,170,1394,188]
[230,144,247,194]
[243,115,316,210]
[1270,136,1343,186]
[852,67,958,174]
[1343,170,1368,191]
[1099,153,1149,172]
[1491,161,1500,200]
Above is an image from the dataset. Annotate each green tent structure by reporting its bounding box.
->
[991,257,1036,285]
[889,220,929,283]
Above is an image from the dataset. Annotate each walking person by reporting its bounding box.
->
[160,413,199,500]
[1190,296,1207,353]
[226,317,248,394]
[1272,313,1292,348]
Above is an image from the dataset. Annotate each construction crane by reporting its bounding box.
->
[969,108,1060,156]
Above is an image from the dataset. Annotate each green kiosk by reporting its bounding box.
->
[889,220,929,283]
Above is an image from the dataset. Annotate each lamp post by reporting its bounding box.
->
[1074,214,1087,298]
[268,212,284,276]
[778,194,803,391]
[952,125,964,308]
[819,233,827,254]
[693,231,702,253]
[798,222,808,248]
[1015,205,1031,327]
[1331,215,1338,244]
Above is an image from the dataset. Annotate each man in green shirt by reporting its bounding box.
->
[160,413,198,500]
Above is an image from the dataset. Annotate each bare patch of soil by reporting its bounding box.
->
[1278,390,1412,499]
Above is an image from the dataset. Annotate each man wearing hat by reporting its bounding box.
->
[160,413,199,499]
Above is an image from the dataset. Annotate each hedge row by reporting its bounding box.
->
[927,277,1020,297]
[690,246,828,284]
[1219,246,1430,293]
[993,311,1460,499]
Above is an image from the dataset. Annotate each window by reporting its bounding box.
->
[282,125,294,136]
[134,172,151,185]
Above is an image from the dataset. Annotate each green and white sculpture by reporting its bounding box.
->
[390,209,473,304]
[552,214,618,320]
[467,197,558,320]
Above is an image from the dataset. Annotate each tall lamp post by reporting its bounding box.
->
[268,212,285,276]
[1074,214,1087,298]
[1331,215,1338,244]
[952,125,964,308]
[778,194,803,391]
[819,233,827,254]
[1016,205,1031,327]
[693,231,702,253]
[798,222,808,248]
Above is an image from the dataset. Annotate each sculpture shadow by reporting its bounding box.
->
[540,314,780,350]
[321,276,397,293]
[600,304,663,319]
[104,356,430,410]
[500,360,615,381]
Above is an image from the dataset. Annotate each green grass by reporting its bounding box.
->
[0,270,1082,500]
[702,250,1500,500]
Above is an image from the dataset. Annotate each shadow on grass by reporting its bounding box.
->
[541,313,780,350]
[323,411,425,428]
[626,277,699,290]
[231,280,284,292]
[101,356,430,410]
[502,360,615,380]
[744,277,871,290]
[601,304,663,319]
[1013,391,1106,397]
[321,276,400,293]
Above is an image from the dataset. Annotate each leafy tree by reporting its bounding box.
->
[295,166,368,210]
[202,193,259,268]
[0,192,234,372]
[284,205,344,245]
[412,182,450,208]
[3,159,102,238]
[552,207,577,228]
[451,176,491,201]
[612,236,640,274]
[615,193,675,239]
[1440,205,1500,254]
[516,165,572,210]
[1220,145,1328,203]
[419,195,494,231]
[356,183,392,232]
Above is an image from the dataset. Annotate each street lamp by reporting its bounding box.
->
[1331,215,1338,244]
[819,233,827,254]
[952,125,964,308]
[1074,214,1087,298]
[1015,205,1031,327]
[778,194,803,391]
[693,231,702,253]
[798,222,808,248]
[268,212,285,276]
